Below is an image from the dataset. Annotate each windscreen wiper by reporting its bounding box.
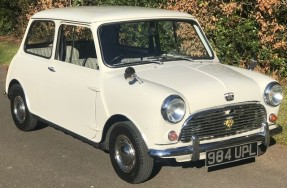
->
[113,59,163,67]
[148,54,194,62]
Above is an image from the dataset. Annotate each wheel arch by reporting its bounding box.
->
[8,81,39,131]
[108,120,154,183]
[7,80,32,111]
[100,114,147,152]
[8,79,21,99]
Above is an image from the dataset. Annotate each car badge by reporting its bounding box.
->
[224,92,234,101]
[224,116,234,129]
[224,110,231,115]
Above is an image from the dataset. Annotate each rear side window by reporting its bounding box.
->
[24,20,55,58]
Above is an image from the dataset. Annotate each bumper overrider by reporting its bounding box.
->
[148,123,283,161]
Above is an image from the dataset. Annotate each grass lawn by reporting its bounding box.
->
[0,37,20,65]
[275,83,287,144]
[0,37,286,144]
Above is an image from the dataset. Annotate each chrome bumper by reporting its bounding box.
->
[149,123,282,161]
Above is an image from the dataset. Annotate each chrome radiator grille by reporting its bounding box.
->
[179,103,266,142]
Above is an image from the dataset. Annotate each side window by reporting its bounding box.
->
[56,24,98,70]
[24,21,55,58]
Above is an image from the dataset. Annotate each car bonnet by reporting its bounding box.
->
[137,62,262,113]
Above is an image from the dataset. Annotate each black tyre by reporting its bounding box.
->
[109,121,154,184]
[9,84,38,131]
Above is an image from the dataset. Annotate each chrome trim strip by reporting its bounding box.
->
[149,124,282,159]
[191,135,199,161]
[262,122,270,147]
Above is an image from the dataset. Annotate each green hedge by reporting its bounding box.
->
[0,0,20,35]
[0,0,286,79]
[0,0,34,35]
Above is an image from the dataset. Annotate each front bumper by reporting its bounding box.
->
[149,123,282,161]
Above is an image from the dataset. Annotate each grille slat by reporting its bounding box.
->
[179,103,266,142]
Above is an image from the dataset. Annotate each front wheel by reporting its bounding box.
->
[9,84,38,131]
[109,121,154,184]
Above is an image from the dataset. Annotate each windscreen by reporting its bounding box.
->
[99,20,214,67]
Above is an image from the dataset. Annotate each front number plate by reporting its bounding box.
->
[206,142,258,167]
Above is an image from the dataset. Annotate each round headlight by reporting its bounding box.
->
[264,82,283,107]
[161,95,186,123]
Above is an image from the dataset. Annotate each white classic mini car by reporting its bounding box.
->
[5,6,284,183]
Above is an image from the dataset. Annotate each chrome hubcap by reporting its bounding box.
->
[114,135,136,173]
[13,96,26,123]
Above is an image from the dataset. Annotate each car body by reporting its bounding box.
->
[5,6,284,183]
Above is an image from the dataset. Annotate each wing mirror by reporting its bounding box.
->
[124,67,143,84]
[247,58,258,71]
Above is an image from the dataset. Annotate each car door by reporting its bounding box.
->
[19,20,56,118]
[43,23,100,139]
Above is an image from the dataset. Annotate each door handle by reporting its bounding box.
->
[88,86,100,92]
[48,67,55,72]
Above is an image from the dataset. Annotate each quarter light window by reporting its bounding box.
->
[24,21,55,58]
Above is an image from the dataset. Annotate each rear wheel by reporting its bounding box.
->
[9,84,38,131]
[109,121,154,184]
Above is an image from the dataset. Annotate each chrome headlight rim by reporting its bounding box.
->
[161,95,186,124]
[264,82,283,107]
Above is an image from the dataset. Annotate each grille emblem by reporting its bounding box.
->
[224,116,234,129]
[224,92,234,101]
[224,110,231,115]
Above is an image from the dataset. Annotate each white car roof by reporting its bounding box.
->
[32,6,193,23]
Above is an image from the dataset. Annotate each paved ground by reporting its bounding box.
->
[1,65,287,188]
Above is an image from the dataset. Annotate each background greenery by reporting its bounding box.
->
[0,0,286,79]
[0,41,19,64]
[277,83,287,144]
[0,0,286,144]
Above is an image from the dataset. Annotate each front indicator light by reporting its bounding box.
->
[168,131,178,141]
[269,113,277,123]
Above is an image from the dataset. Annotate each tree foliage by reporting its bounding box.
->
[0,0,286,79]
[0,0,22,35]
[163,0,287,78]
[2,0,163,35]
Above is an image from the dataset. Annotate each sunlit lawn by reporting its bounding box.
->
[0,40,19,65]
[275,83,287,144]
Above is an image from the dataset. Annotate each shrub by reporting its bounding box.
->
[164,0,287,80]
[0,0,21,35]
[2,0,286,80]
